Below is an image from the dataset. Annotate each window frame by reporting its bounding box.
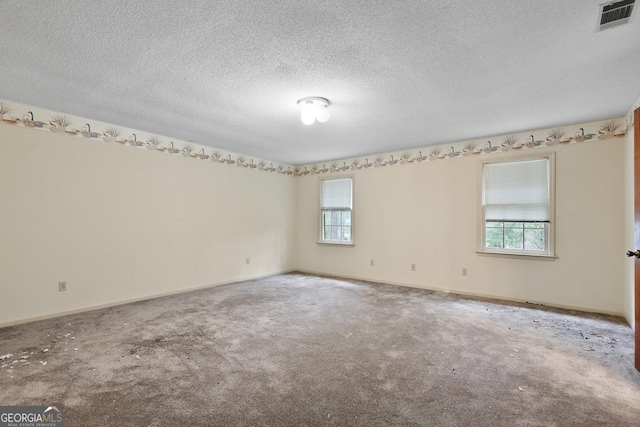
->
[477,153,556,258]
[318,175,355,246]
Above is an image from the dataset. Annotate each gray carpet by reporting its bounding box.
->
[1,273,639,426]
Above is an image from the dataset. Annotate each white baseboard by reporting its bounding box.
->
[2,269,628,329]
[0,270,295,329]
[293,269,628,321]
[623,312,635,331]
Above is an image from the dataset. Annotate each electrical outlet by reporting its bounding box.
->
[462,268,467,276]
[411,263,416,271]
[370,259,375,267]
[58,281,67,292]
[246,258,250,265]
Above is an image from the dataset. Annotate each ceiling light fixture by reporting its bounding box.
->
[297,97,330,125]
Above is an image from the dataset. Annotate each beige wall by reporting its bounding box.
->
[0,110,633,326]
[295,140,627,315]
[0,125,296,326]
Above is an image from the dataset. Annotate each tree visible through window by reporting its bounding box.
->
[320,177,353,244]
[322,209,352,241]
[485,222,545,251]
[481,156,553,256]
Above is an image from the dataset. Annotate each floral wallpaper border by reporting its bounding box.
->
[0,99,629,177]
[0,100,296,175]
[294,118,629,176]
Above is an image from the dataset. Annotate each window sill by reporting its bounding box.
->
[476,251,557,261]
[317,241,355,247]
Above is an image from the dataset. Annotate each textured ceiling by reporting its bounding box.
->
[1,1,639,165]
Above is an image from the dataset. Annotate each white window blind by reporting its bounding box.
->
[321,178,352,209]
[483,158,550,222]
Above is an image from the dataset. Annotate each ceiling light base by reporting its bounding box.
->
[297,97,331,125]
[297,97,330,108]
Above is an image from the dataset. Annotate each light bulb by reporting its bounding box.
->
[300,104,316,125]
[315,106,330,123]
[298,97,330,125]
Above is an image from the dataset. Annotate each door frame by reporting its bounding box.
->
[634,106,640,371]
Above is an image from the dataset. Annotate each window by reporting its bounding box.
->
[320,177,353,244]
[480,155,554,256]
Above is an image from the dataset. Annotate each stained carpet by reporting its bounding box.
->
[1,273,638,426]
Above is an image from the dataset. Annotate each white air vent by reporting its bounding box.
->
[598,0,635,30]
